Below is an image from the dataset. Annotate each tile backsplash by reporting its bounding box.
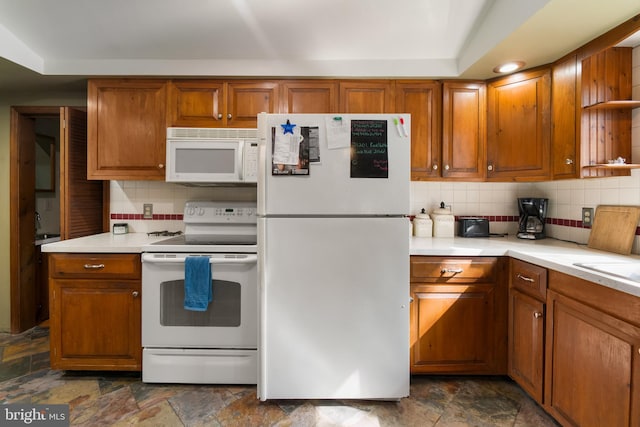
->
[109,181,257,234]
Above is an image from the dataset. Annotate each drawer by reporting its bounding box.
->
[510,258,547,300]
[410,256,501,283]
[49,253,141,279]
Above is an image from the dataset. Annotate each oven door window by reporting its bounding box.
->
[160,279,241,326]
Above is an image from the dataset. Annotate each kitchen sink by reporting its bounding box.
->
[573,262,640,283]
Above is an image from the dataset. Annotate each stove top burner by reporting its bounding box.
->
[147,230,183,237]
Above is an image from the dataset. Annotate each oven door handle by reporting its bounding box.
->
[142,253,258,265]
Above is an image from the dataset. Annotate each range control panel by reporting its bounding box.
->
[184,201,257,224]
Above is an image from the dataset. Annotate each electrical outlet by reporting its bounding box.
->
[143,203,153,219]
[582,207,594,226]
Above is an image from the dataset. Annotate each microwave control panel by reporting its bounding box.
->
[243,142,259,182]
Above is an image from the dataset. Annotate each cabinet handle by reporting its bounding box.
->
[158,164,164,169]
[83,263,105,270]
[441,268,463,274]
[227,113,232,120]
[444,165,450,171]
[565,158,574,165]
[217,113,222,119]
[432,164,438,170]
[534,312,543,319]
[132,291,139,298]
[487,164,494,171]
[517,273,535,283]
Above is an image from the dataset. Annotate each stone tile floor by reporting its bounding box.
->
[0,326,560,426]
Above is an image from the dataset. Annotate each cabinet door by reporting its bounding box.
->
[551,55,578,179]
[280,80,338,113]
[167,80,225,127]
[486,68,551,181]
[87,79,168,180]
[442,81,486,180]
[509,289,545,404]
[49,279,142,370]
[410,283,506,374]
[396,81,441,180]
[339,80,394,113]
[545,290,640,427]
[226,81,279,127]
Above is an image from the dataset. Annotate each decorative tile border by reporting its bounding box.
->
[455,215,520,223]
[111,212,640,235]
[110,213,183,220]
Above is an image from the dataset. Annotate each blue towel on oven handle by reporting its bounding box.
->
[184,256,212,311]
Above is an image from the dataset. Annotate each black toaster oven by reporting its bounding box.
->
[458,217,490,237]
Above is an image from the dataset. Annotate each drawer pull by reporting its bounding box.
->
[441,268,463,274]
[83,263,105,270]
[517,273,535,283]
[132,291,139,298]
[534,312,543,319]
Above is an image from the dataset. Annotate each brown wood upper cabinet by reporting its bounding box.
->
[339,80,395,113]
[87,79,169,180]
[442,81,486,180]
[280,80,338,113]
[486,68,551,181]
[551,55,579,180]
[168,80,279,128]
[395,81,441,180]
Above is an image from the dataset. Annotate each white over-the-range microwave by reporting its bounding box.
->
[165,127,258,184]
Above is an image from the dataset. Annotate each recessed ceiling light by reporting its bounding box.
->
[493,61,526,74]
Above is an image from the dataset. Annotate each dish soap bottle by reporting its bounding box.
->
[432,202,455,238]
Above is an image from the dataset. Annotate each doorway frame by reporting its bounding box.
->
[10,106,60,333]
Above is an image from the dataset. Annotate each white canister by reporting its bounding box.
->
[431,202,455,238]
[413,209,432,237]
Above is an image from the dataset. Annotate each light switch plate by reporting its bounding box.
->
[143,203,153,219]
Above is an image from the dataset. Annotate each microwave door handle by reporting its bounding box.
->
[238,140,245,181]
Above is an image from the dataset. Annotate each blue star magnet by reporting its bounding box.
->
[281,120,296,134]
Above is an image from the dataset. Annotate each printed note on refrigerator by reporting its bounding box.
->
[271,127,310,175]
[325,116,350,149]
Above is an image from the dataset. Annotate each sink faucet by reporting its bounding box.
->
[35,211,41,230]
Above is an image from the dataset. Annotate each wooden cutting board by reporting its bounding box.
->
[588,205,640,255]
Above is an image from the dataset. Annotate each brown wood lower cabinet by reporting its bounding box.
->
[545,270,640,427]
[410,256,507,374]
[49,253,142,370]
[508,259,547,404]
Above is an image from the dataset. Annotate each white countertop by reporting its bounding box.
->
[42,232,640,297]
[412,235,640,297]
[40,232,171,253]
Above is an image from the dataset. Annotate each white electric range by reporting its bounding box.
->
[141,200,258,384]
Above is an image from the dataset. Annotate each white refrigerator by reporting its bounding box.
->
[257,113,410,400]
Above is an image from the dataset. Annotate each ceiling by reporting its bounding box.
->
[1,0,639,95]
